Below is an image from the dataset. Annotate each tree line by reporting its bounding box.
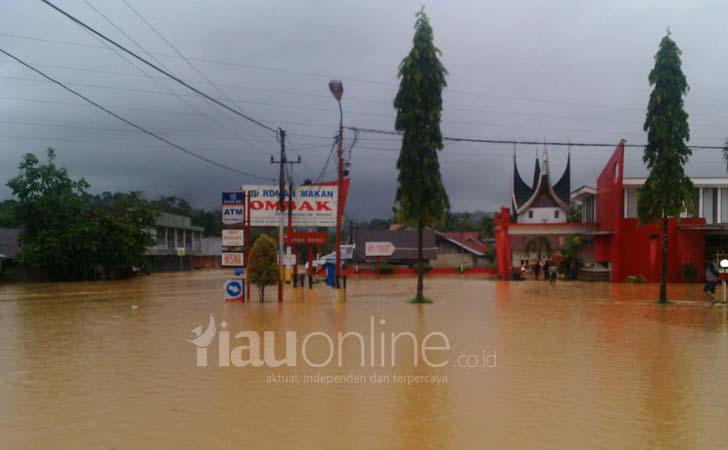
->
[2,149,225,281]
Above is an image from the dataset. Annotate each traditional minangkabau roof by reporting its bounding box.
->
[512,151,535,212]
[512,147,571,215]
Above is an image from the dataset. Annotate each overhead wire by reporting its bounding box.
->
[0,47,273,181]
[346,127,728,150]
[114,0,265,146]
[39,0,277,134]
[79,0,265,151]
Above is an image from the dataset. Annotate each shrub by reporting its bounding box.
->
[682,263,698,282]
[626,275,647,284]
[378,262,395,274]
[413,261,433,272]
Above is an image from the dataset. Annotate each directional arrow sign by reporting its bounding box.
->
[365,241,396,257]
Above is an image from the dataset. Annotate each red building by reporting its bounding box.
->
[496,140,724,282]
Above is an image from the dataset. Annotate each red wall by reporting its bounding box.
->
[614,218,706,282]
[595,141,625,278]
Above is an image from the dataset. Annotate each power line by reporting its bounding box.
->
[78,0,263,148]
[39,0,277,134]
[112,0,265,146]
[0,47,273,181]
[346,127,727,150]
[6,29,728,122]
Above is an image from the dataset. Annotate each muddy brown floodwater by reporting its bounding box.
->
[1,271,727,449]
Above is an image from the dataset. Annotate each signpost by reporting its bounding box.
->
[176,247,186,271]
[365,241,396,257]
[280,253,296,267]
[222,192,245,226]
[224,279,244,303]
[222,252,244,267]
[365,241,395,279]
[222,229,245,247]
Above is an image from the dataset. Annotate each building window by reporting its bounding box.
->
[721,188,728,223]
[692,189,700,217]
[155,226,165,246]
[528,210,533,218]
[703,188,718,224]
[554,210,559,219]
[625,188,638,218]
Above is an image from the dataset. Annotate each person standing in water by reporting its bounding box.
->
[548,261,557,284]
[704,257,719,303]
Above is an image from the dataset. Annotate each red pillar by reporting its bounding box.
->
[495,207,512,280]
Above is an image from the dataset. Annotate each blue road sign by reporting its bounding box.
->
[224,279,244,302]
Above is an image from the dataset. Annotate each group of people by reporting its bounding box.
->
[519,259,558,283]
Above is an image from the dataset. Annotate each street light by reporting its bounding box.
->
[329,80,344,289]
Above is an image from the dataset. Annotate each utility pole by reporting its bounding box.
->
[286,156,301,282]
[327,81,345,290]
[271,130,302,303]
[271,128,286,303]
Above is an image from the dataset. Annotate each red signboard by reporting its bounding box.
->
[285,231,328,246]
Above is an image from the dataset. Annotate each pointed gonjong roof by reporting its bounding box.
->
[511,148,570,215]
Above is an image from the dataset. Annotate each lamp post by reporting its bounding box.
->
[329,80,344,289]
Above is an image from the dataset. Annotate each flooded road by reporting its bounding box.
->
[1,271,727,449]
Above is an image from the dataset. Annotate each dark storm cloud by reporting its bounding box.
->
[1,0,727,219]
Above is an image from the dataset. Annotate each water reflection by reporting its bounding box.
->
[0,273,726,449]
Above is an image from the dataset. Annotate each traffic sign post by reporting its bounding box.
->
[365,242,395,280]
[365,241,395,257]
[224,278,244,303]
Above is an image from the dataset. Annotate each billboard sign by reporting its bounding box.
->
[365,241,396,257]
[243,179,349,227]
[285,231,328,246]
[222,252,244,267]
[222,192,245,226]
[222,229,245,247]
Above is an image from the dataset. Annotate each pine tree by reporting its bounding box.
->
[393,8,449,303]
[638,32,693,303]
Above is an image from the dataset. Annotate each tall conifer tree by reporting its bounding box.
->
[638,32,693,303]
[393,8,449,302]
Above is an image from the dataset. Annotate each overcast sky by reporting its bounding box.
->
[1,0,727,220]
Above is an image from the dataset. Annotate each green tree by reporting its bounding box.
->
[91,192,157,279]
[0,200,19,227]
[638,32,693,303]
[7,149,157,280]
[393,8,449,303]
[7,149,94,279]
[480,214,495,239]
[248,234,279,302]
[568,202,583,223]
